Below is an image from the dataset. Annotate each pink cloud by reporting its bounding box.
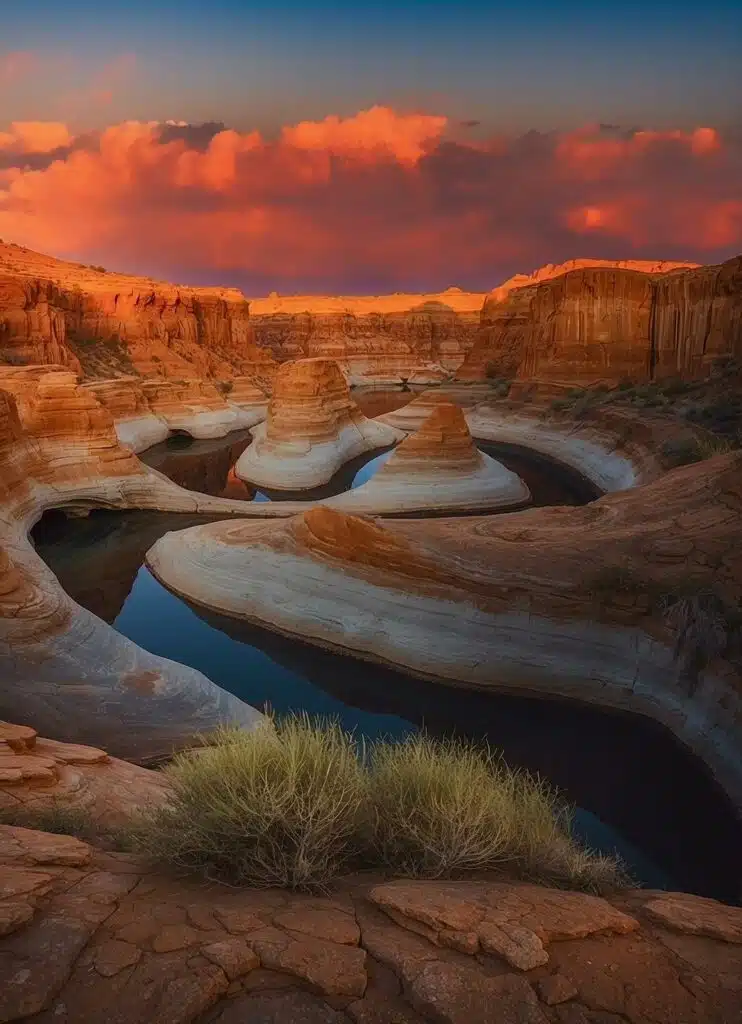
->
[0,108,739,291]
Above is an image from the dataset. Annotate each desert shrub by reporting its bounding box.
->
[216,379,235,395]
[550,398,571,412]
[366,733,626,892]
[129,720,626,894]
[90,265,107,273]
[694,434,737,459]
[129,717,367,890]
[661,589,736,694]
[0,802,97,841]
[660,437,702,468]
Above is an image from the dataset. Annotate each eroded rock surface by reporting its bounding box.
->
[458,256,741,384]
[328,401,530,514]
[0,368,272,759]
[0,242,276,380]
[235,358,403,489]
[0,723,168,829]
[147,451,742,806]
[1,824,740,1023]
[248,289,485,384]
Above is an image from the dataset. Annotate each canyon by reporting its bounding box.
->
[459,256,742,385]
[0,241,740,1023]
[6,244,740,390]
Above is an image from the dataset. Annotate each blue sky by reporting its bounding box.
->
[3,0,741,134]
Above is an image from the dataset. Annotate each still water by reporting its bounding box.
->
[31,418,742,901]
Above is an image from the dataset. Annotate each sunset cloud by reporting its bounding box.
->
[0,107,739,292]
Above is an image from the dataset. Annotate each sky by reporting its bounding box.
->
[1,0,741,293]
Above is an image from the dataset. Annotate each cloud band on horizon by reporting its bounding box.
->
[0,107,740,293]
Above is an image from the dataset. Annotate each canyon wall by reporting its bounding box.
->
[0,242,274,380]
[458,256,742,384]
[248,289,485,384]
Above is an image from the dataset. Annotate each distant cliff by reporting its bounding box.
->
[457,256,742,384]
[247,289,485,384]
[0,242,274,380]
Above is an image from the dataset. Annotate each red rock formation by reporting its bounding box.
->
[0,242,275,379]
[458,256,741,384]
[248,291,485,383]
[236,358,402,489]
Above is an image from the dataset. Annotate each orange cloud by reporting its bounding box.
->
[281,105,448,164]
[0,110,739,292]
[0,122,73,154]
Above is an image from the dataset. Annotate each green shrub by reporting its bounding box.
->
[216,379,235,395]
[660,437,702,468]
[130,718,367,890]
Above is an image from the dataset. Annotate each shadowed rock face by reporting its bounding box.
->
[458,256,742,384]
[235,358,403,489]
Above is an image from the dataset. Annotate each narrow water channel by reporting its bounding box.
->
[30,415,742,903]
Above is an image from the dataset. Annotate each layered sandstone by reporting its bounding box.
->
[83,376,269,453]
[328,402,530,514]
[458,256,741,384]
[249,289,485,384]
[0,368,274,759]
[147,454,742,807]
[0,242,276,379]
[236,358,403,489]
[0,722,168,829]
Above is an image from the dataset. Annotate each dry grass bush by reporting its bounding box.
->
[130,717,627,894]
[131,717,367,890]
[367,733,627,893]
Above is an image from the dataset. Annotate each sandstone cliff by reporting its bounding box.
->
[236,358,403,489]
[247,288,486,384]
[458,256,742,384]
[0,242,275,379]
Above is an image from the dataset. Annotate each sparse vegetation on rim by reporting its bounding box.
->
[127,716,628,894]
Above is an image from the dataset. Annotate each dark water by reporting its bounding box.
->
[140,431,598,508]
[31,429,742,900]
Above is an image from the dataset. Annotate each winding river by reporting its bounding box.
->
[30,388,742,902]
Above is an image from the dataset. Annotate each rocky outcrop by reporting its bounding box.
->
[81,376,269,453]
[377,386,665,493]
[0,242,276,380]
[147,455,742,808]
[457,256,741,384]
[235,358,403,489]
[328,402,530,514]
[249,289,485,384]
[1,823,741,1023]
[0,368,275,759]
[0,722,168,829]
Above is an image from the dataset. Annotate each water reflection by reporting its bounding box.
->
[32,506,742,902]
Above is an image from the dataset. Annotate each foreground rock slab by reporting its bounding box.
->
[0,722,168,829]
[1,824,741,1023]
